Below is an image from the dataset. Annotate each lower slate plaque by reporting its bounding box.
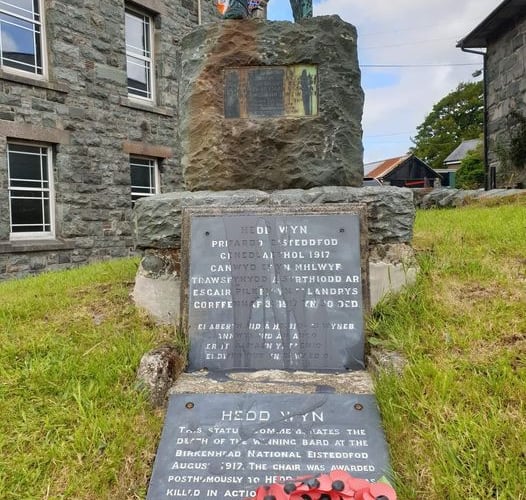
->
[181,206,369,372]
[146,394,391,499]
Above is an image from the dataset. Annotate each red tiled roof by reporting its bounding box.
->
[364,154,411,179]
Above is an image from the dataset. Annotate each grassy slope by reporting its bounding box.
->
[0,200,524,499]
[372,199,526,498]
[0,260,169,500]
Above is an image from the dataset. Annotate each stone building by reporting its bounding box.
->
[0,0,217,280]
[459,0,526,188]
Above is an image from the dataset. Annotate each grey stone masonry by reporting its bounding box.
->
[486,13,526,188]
[0,0,220,280]
[132,188,418,323]
[134,187,415,249]
[415,188,526,209]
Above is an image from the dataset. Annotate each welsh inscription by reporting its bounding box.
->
[224,65,318,119]
[146,394,391,499]
[224,70,241,119]
[247,68,285,117]
[182,208,368,371]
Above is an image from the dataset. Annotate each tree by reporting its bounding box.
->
[456,141,485,189]
[411,81,484,170]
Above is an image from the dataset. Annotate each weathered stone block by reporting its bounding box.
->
[134,190,270,249]
[132,187,418,320]
[178,16,364,191]
[136,345,186,407]
[133,187,415,249]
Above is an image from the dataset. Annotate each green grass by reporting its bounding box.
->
[0,259,171,500]
[1,201,525,499]
[370,201,526,498]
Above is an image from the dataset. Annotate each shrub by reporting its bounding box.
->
[456,144,485,189]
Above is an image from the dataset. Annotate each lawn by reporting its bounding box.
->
[0,260,169,499]
[0,198,525,499]
[372,198,526,498]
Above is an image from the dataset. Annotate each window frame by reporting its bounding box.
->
[125,6,155,103]
[0,0,47,79]
[130,155,160,205]
[7,141,55,241]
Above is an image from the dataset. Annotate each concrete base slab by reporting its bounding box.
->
[369,261,417,307]
[170,369,374,396]
[133,274,180,324]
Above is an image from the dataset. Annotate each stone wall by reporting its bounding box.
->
[414,187,526,209]
[0,0,219,280]
[132,188,418,324]
[486,14,526,187]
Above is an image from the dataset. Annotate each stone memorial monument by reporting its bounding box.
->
[146,204,393,499]
[178,15,363,191]
[137,7,413,499]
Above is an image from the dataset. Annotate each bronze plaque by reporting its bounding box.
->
[224,65,318,119]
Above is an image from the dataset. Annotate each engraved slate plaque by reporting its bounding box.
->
[181,206,369,372]
[146,394,391,499]
[224,70,241,119]
[247,68,285,117]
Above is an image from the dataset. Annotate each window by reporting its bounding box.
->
[130,156,159,204]
[7,142,54,239]
[0,0,44,76]
[125,7,154,101]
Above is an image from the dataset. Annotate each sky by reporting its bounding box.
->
[267,0,498,164]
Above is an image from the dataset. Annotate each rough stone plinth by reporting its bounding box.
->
[134,187,414,249]
[178,16,364,191]
[132,187,417,323]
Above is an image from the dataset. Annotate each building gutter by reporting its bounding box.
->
[458,43,495,190]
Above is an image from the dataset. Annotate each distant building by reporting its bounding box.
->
[440,139,482,187]
[0,0,218,280]
[364,154,441,188]
[459,0,526,188]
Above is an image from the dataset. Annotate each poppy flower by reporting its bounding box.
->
[254,483,289,500]
[288,472,354,500]
[246,471,397,500]
[354,481,397,500]
[309,470,356,499]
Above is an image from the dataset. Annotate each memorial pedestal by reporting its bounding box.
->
[146,208,394,499]
[143,13,400,497]
[178,16,364,191]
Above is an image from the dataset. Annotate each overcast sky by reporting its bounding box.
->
[267,0,498,163]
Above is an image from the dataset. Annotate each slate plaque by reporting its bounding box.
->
[181,206,369,372]
[146,393,391,499]
[224,70,241,119]
[224,65,318,119]
[247,68,285,117]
